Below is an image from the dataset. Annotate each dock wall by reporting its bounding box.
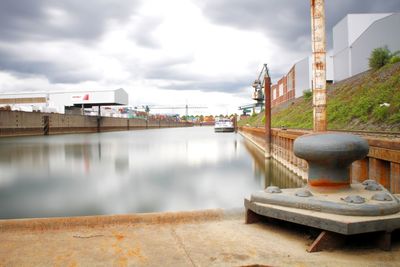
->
[239,126,400,194]
[0,111,190,137]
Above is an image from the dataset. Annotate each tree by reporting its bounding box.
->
[369,47,392,70]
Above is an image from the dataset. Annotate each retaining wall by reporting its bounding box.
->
[239,126,400,194]
[0,111,190,137]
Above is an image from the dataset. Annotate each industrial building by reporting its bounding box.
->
[270,12,400,108]
[333,13,400,82]
[271,54,333,108]
[0,88,128,115]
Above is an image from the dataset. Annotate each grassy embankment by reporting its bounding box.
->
[239,62,400,132]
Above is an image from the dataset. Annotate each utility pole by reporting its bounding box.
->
[311,0,327,132]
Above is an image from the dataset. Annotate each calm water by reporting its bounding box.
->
[0,127,303,219]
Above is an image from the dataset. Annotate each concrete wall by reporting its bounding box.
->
[100,117,129,131]
[128,118,147,128]
[333,15,349,56]
[49,113,98,134]
[333,48,350,82]
[347,14,392,47]
[0,111,44,136]
[333,13,396,82]
[0,111,190,137]
[294,57,311,98]
[351,13,400,77]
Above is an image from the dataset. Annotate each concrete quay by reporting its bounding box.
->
[0,110,190,137]
[1,209,400,267]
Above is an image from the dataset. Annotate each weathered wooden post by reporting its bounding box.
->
[311,0,327,132]
[264,69,272,158]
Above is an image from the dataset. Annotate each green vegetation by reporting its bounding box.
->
[390,56,400,65]
[303,89,312,101]
[369,46,400,70]
[239,62,400,131]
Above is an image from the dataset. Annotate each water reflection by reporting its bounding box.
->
[243,140,304,189]
[0,127,302,219]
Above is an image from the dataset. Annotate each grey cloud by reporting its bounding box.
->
[161,78,252,93]
[0,0,140,83]
[130,17,163,49]
[0,0,140,42]
[198,0,400,51]
[144,66,200,81]
[0,48,100,84]
[143,57,254,93]
[140,55,197,80]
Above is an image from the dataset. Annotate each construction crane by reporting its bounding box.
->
[143,104,207,120]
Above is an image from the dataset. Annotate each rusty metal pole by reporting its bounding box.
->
[311,0,327,132]
[264,74,272,158]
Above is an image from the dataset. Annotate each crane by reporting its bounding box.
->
[252,63,270,104]
[238,63,270,115]
[142,104,207,121]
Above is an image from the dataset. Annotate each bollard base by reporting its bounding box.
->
[244,197,400,252]
[250,183,400,216]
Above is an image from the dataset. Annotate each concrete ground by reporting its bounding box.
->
[1,209,400,267]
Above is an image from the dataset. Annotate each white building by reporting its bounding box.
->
[0,88,128,114]
[294,53,334,98]
[333,13,400,82]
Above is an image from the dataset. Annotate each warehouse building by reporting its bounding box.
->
[271,54,333,108]
[0,88,128,114]
[333,13,400,82]
[270,12,400,108]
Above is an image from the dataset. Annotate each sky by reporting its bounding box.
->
[0,0,400,115]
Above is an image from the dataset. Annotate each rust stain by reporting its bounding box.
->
[114,233,125,241]
[127,247,147,262]
[112,243,123,255]
[54,253,75,267]
[117,256,128,267]
[309,179,349,188]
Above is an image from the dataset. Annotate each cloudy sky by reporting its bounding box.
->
[0,0,399,115]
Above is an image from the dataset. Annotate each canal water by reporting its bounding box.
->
[0,127,303,219]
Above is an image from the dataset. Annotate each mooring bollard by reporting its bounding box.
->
[245,132,400,252]
[294,133,369,189]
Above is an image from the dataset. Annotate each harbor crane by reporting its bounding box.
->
[141,104,207,120]
[239,64,270,115]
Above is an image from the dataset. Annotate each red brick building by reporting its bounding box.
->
[271,66,296,108]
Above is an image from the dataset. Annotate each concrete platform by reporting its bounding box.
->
[245,199,400,235]
[1,209,400,266]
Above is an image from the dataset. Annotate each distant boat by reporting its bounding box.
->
[214,118,235,132]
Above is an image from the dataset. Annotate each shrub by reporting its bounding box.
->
[390,55,400,64]
[303,89,312,101]
[369,47,400,70]
[369,47,391,70]
[372,105,389,121]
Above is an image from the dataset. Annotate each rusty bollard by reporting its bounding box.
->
[294,133,369,189]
